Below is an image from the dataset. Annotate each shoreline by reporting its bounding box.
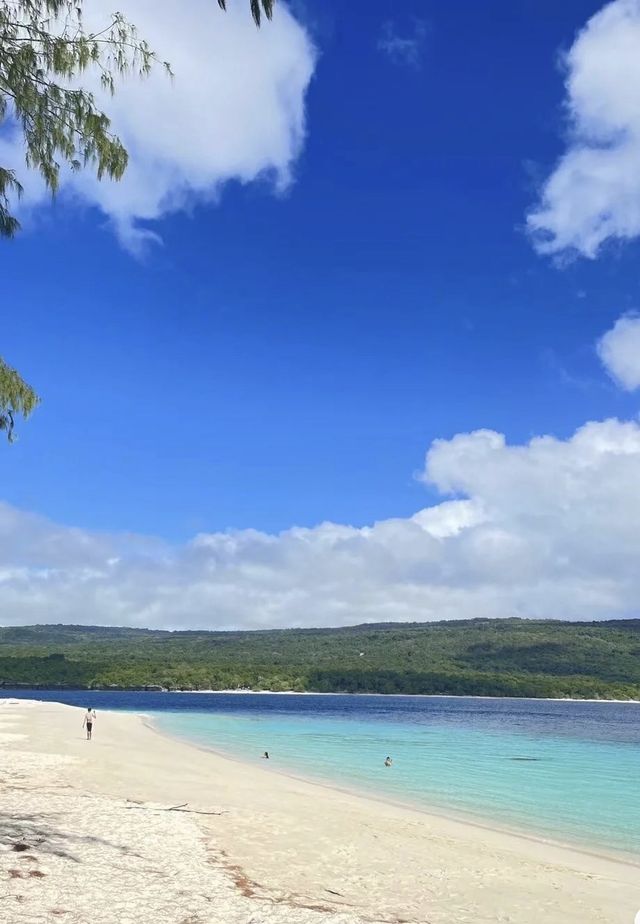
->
[3,685,640,703]
[1,698,640,923]
[173,689,640,703]
[145,713,640,869]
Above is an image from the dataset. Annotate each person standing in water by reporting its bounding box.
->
[384,756,392,767]
[82,708,96,740]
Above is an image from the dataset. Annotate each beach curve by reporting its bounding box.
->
[1,698,638,924]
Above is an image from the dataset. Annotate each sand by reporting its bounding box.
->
[0,699,638,924]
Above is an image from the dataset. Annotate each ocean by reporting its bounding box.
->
[4,689,639,859]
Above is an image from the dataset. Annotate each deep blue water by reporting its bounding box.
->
[4,690,639,858]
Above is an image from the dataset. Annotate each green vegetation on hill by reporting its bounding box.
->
[0,618,639,699]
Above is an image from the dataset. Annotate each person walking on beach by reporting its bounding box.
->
[83,708,96,740]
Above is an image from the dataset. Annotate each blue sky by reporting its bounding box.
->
[2,0,640,628]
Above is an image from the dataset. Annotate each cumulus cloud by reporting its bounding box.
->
[597,314,640,390]
[2,414,640,629]
[0,0,316,253]
[377,20,428,69]
[527,0,640,258]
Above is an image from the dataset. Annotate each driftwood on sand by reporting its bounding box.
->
[125,798,228,816]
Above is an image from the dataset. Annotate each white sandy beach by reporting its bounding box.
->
[0,699,638,924]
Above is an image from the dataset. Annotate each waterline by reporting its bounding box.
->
[3,689,638,858]
[152,698,640,859]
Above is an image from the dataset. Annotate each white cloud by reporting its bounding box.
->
[0,0,316,253]
[377,20,427,69]
[527,0,640,258]
[597,314,640,390]
[2,413,640,629]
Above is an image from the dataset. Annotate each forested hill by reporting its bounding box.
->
[0,618,639,699]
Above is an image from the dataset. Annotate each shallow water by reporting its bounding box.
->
[4,690,639,857]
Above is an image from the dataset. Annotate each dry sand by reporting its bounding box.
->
[0,699,638,924]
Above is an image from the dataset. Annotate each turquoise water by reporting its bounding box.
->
[154,702,640,859]
[5,689,638,857]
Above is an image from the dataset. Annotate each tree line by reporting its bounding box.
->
[0,618,639,699]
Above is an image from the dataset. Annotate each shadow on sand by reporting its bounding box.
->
[0,811,139,863]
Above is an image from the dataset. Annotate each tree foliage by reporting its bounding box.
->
[217,0,274,27]
[0,0,165,237]
[0,357,39,441]
[0,0,275,438]
[0,0,275,238]
[1,618,639,699]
